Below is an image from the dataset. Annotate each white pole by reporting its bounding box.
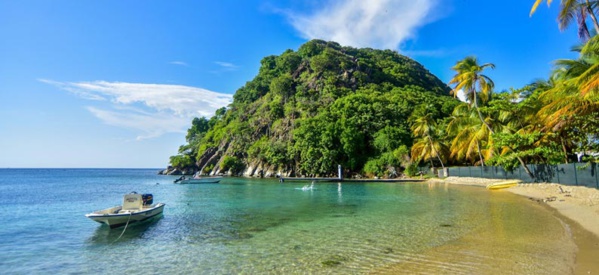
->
[338,165,342,179]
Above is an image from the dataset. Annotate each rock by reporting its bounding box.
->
[168,169,182,175]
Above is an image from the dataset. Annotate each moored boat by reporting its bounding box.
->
[486,180,520,190]
[85,192,165,229]
[174,176,222,184]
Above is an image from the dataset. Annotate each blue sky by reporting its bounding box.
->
[0,0,581,168]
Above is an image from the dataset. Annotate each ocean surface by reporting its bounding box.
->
[0,169,579,274]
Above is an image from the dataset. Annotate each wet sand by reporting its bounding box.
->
[429,177,599,274]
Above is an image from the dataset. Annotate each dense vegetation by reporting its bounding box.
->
[409,0,599,176]
[169,40,458,177]
[170,2,599,178]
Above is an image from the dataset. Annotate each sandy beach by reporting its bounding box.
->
[429,176,599,274]
[429,177,599,237]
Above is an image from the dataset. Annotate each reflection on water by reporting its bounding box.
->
[87,214,164,244]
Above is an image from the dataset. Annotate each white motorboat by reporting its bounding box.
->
[174,176,222,184]
[85,192,165,229]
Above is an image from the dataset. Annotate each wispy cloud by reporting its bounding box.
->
[39,79,107,101]
[214,61,240,71]
[285,0,439,50]
[169,61,189,67]
[87,107,191,140]
[43,80,233,140]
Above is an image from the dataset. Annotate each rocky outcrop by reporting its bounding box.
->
[157,166,197,175]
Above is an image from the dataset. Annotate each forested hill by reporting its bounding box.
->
[168,39,459,177]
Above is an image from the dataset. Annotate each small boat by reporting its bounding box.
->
[174,176,222,184]
[85,192,165,229]
[486,180,520,190]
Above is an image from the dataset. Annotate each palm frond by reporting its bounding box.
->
[530,0,553,17]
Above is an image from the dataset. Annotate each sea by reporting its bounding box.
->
[0,168,586,274]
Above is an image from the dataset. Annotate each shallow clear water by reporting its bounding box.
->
[0,169,576,274]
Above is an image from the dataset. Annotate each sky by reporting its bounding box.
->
[0,0,582,168]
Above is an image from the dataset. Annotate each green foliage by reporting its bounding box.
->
[220,156,245,175]
[203,164,214,174]
[170,39,455,176]
[169,154,194,168]
[363,145,409,177]
[487,132,564,171]
[404,163,420,177]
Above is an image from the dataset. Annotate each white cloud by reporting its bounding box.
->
[169,61,189,66]
[87,107,190,140]
[39,79,107,101]
[287,0,438,50]
[214,61,240,70]
[43,80,233,140]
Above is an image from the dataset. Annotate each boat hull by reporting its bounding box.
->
[177,177,222,184]
[86,203,165,229]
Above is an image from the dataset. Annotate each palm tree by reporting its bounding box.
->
[411,113,447,170]
[448,56,496,133]
[578,35,599,96]
[539,37,599,129]
[449,57,534,177]
[446,104,497,166]
[530,0,599,41]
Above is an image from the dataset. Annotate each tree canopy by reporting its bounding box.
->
[170,40,456,176]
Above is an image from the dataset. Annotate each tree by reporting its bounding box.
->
[449,56,496,132]
[530,0,599,41]
[578,35,599,96]
[539,37,599,130]
[535,36,599,162]
[449,57,534,176]
[446,104,492,166]
[411,113,447,169]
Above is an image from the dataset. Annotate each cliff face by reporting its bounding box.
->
[169,40,458,178]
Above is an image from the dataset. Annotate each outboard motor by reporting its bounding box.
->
[142,194,153,206]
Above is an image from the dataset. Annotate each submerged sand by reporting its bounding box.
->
[428,176,599,274]
[430,177,599,238]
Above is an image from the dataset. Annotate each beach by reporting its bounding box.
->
[429,176,599,274]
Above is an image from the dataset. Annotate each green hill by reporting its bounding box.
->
[168,40,458,177]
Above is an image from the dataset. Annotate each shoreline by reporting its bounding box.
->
[428,177,599,238]
[428,176,599,274]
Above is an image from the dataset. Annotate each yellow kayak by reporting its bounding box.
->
[486,180,521,190]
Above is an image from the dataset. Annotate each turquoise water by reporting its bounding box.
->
[0,169,577,274]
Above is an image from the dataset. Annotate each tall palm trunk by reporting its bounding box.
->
[428,136,445,170]
[476,141,485,167]
[470,84,494,133]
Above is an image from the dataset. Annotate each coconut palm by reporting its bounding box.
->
[530,0,599,41]
[530,37,599,163]
[411,113,448,169]
[578,35,599,96]
[446,104,494,166]
[539,36,599,130]
[448,56,496,133]
[449,57,534,176]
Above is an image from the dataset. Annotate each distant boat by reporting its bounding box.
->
[174,176,222,184]
[486,180,520,190]
[85,192,165,229]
